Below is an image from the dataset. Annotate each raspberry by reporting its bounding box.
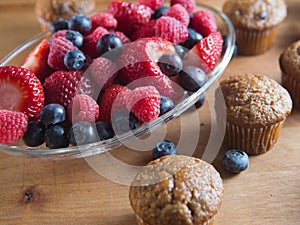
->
[111,31,131,44]
[170,0,195,14]
[98,84,129,124]
[155,16,188,44]
[191,10,217,37]
[0,110,28,145]
[67,94,99,123]
[89,57,118,90]
[52,30,68,39]
[131,20,156,41]
[127,86,160,123]
[108,1,153,37]
[48,36,77,70]
[90,12,117,31]
[138,0,164,10]
[165,4,190,27]
[43,70,96,108]
[81,26,109,58]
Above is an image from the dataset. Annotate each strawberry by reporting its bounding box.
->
[98,84,129,123]
[81,26,109,58]
[131,20,156,41]
[0,66,44,120]
[48,36,78,70]
[43,70,96,108]
[89,57,118,90]
[170,0,195,14]
[127,86,160,123]
[111,31,131,44]
[191,10,217,37]
[138,0,164,10]
[165,4,190,27]
[191,32,223,71]
[107,1,153,37]
[0,110,28,145]
[67,94,99,123]
[155,16,188,44]
[120,37,176,83]
[22,39,54,83]
[90,12,117,32]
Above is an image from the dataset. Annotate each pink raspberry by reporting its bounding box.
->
[90,12,118,31]
[170,0,195,14]
[131,20,156,41]
[138,0,164,10]
[191,10,217,37]
[165,4,190,27]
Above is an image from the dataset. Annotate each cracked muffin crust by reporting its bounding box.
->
[129,155,223,225]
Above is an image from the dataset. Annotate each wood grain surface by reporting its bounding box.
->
[0,0,299,224]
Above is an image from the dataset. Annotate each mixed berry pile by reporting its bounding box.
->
[0,0,224,149]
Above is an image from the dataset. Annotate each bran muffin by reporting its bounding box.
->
[129,155,223,225]
[222,0,287,55]
[279,40,300,110]
[217,73,292,155]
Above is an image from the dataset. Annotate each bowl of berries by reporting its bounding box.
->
[0,1,235,159]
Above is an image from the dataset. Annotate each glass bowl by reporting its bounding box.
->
[0,2,235,160]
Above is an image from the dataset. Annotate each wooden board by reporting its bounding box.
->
[0,0,299,224]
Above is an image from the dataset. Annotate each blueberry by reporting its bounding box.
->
[69,14,91,34]
[153,140,178,160]
[159,96,174,116]
[50,19,69,33]
[96,33,123,57]
[195,95,205,109]
[188,13,194,28]
[152,6,169,20]
[65,30,84,48]
[40,104,66,127]
[23,121,46,147]
[178,66,207,92]
[96,121,114,140]
[64,49,86,70]
[174,45,188,60]
[221,150,249,173]
[181,28,203,50]
[68,121,98,146]
[112,111,140,135]
[158,53,182,77]
[45,124,70,149]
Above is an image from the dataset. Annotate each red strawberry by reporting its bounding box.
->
[138,0,164,10]
[111,31,131,44]
[48,36,78,70]
[120,37,176,83]
[81,26,109,58]
[67,94,99,123]
[108,1,153,37]
[0,110,28,145]
[170,0,195,14]
[131,20,156,41]
[89,57,118,90]
[43,70,96,108]
[127,86,160,123]
[98,84,129,123]
[165,4,190,27]
[90,12,117,32]
[191,10,217,37]
[0,66,44,120]
[22,39,54,83]
[191,32,223,71]
[155,16,188,44]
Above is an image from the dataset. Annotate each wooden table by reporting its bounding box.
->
[0,0,299,224]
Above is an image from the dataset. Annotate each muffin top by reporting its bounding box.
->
[222,0,287,30]
[279,40,300,81]
[129,155,223,225]
[220,73,292,127]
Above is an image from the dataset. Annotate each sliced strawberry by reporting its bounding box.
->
[0,110,28,145]
[127,86,160,123]
[138,0,164,10]
[22,39,54,83]
[170,0,195,14]
[191,32,223,71]
[0,66,44,120]
[191,10,217,37]
[120,37,176,83]
[165,4,190,27]
[107,1,153,37]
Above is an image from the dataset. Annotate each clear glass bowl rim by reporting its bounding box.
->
[0,2,235,160]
